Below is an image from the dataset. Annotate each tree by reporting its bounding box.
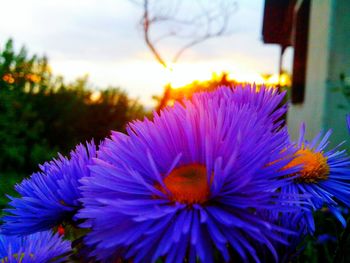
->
[131,0,237,68]
[130,0,237,109]
[0,39,146,210]
[0,39,53,175]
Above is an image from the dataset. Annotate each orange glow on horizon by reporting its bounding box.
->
[162,62,291,89]
[89,91,101,102]
[157,63,292,109]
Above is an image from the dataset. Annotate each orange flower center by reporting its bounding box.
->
[285,148,330,183]
[160,164,210,205]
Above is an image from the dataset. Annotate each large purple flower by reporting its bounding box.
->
[2,142,97,235]
[281,124,350,232]
[78,86,301,262]
[0,230,71,263]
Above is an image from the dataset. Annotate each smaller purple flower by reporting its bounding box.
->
[2,142,97,235]
[258,210,308,263]
[0,230,71,263]
[315,233,337,245]
[282,123,350,232]
[347,114,350,131]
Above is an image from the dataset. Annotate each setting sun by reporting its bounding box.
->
[162,60,285,89]
[162,61,290,90]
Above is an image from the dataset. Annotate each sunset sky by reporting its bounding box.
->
[0,0,293,106]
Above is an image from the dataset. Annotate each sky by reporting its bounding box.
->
[0,0,293,106]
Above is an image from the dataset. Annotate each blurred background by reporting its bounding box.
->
[0,1,350,258]
[1,0,292,183]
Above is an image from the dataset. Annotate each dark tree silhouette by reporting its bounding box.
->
[0,39,145,210]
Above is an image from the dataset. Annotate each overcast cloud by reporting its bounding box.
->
[0,0,292,106]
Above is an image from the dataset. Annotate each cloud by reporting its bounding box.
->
[0,0,285,107]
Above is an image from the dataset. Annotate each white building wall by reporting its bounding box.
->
[287,0,350,147]
[287,0,332,141]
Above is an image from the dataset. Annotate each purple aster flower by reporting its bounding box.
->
[1,142,97,235]
[278,211,308,263]
[199,84,287,128]
[257,209,308,263]
[0,230,71,263]
[78,86,300,262]
[281,123,350,232]
[315,233,337,245]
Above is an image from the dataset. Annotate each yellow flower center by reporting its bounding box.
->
[160,164,210,205]
[285,148,330,183]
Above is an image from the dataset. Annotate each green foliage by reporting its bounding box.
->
[0,39,146,209]
[331,72,350,109]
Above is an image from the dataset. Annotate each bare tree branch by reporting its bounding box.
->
[141,0,167,68]
[130,0,237,68]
